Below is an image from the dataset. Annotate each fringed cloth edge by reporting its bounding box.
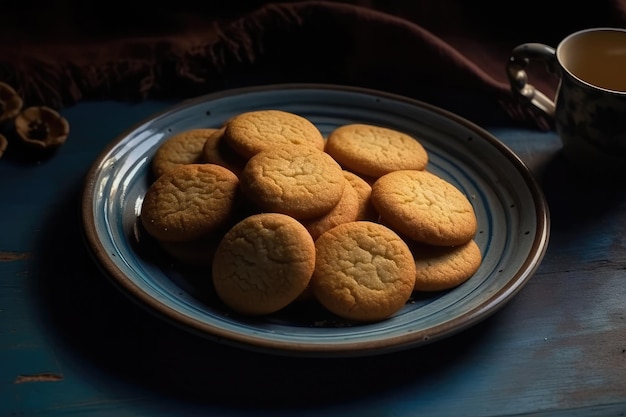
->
[0,1,552,129]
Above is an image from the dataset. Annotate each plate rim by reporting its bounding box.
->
[80,83,550,357]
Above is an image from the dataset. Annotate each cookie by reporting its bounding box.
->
[201,128,247,176]
[223,109,325,159]
[311,221,416,322]
[239,144,346,219]
[300,178,360,240]
[140,163,240,242]
[342,170,378,221]
[151,128,217,178]
[212,213,315,315]
[410,239,482,292]
[325,124,428,178]
[371,170,476,246]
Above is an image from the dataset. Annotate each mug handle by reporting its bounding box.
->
[506,43,559,118]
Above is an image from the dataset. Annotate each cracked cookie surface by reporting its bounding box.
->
[151,128,217,178]
[212,213,315,315]
[300,178,360,240]
[342,170,378,221]
[140,163,240,242]
[240,145,345,219]
[223,109,325,159]
[201,128,247,176]
[371,169,477,246]
[325,123,428,178]
[410,239,482,292]
[311,221,416,322]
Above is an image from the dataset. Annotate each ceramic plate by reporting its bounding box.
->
[81,84,550,357]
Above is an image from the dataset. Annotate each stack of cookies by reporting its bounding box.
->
[139,109,482,322]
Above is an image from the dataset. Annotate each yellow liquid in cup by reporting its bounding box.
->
[559,30,626,92]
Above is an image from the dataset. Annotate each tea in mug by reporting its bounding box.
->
[558,30,626,92]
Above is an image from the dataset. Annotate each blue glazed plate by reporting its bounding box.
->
[81,84,550,357]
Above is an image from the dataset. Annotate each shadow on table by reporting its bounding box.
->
[539,150,626,232]
[32,180,495,411]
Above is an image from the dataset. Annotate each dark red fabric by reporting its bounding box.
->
[1,0,625,127]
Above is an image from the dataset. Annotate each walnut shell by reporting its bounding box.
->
[0,134,7,159]
[14,106,70,150]
[0,82,23,123]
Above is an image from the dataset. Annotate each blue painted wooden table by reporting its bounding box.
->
[1,98,625,416]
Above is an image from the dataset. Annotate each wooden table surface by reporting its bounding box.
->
[1,96,625,417]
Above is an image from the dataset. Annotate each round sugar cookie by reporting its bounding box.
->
[240,145,345,219]
[201,128,247,176]
[151,128,217,178]
[409,239,482,292]
[212,213,315,315]
[311,221,416,322]
[342,170,378,221]
[325,124,428,178]
[140,163,240,243]
[300,178,360,240]
[223,110,325,159]
[371,170,477,246]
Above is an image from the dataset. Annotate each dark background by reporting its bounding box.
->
[1,0,623,45]
[1,0,624,125]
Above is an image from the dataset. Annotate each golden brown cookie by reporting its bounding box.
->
[325,124,428,178]
[371,170,477,246]
[239,145,346,219]
[140,163,240,242]
[151,128,217,178]
[212,213,316,315]
[223,110,325,159]
[410,239,482,292]
[200,128,247,176]
[311,221,416,322]
[342,170,378,221]
[300,178,360,240]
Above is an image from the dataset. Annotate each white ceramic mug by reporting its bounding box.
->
[507,27,626,176]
